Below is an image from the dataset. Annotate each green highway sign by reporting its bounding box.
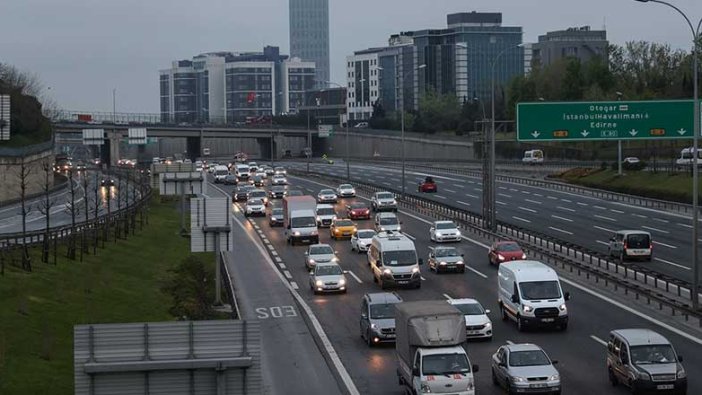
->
[517,100,697,142]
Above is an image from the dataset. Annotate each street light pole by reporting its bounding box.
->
[635,0,701,310]
[318,81,349,180]
[616,92,624,175]
[399,64,426,196]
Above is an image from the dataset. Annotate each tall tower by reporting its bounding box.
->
[289,0,330,87]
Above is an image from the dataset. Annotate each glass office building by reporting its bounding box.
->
[290,0,330,88]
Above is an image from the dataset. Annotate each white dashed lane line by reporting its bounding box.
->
[291,281,299,290]
[499,193,513,198]
[632,213,647,219]
[594,214,616,221]
[519,206,537,213]
[551,215,573,222]
[279,263,287,269]
[610,209,625,214]
[466,193,479,199]
[653,218,669,224]
[284,270,293,280]
[594,225,616,233]
[512,216,531,223]
[557,206,576,212]
[590,335,607,347]
[678,223,693,229]
[560,198,572,203]
[642,225,669,234]
[453,184,465,188]
[403,233,416,240]
[596,240,609,246]
[549,226,573,235]
[457,201,471,206]
[594,205,607,210]
[525,199,542,205]
[654,258,690,270]
[547,196,558,200]
[577,202,588,206]
[444,188,456,193]
[497,201,507,206]
[347,270,363,283]
[435,195,447,200]
[653,241,677,249]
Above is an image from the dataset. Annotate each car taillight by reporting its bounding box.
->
[623,242,628,250]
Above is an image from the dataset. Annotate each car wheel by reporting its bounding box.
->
[373,274,377,283]
[366,329,373,347]
[560,322,568,331]
[459,267,465,274]
[517,315,525,332]
[608,368,618,386]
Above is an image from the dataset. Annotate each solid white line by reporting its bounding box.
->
[466,266,488,279]
[512,216,531,223]
[654,257,690,270]
[403,233,416,240]
[559,276,702,346]
[596,240,610,246]
[590,335,607,347]
[348,270,363,283]
[551,215,573,222]
[457,201,471,206]
[498,193,513,198]
[443,293,453,300]
[549,226,573,235]
[525,199,542,205]
[291,281,299,290]
[610,209,625,214]
[594,214,616,221]
[642,225,669,234]
[653,241,677,249]
[557,206,576,212]
[678,223,693,229]
[594,225,616,233]
[444,188,456,193]
[519,206,537,213]
[284,270,293,279]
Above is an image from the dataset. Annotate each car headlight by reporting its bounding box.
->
[548,374,560,381]
[294,231,301,236]
[338,278,346,286]
[512,376,527,383]
[352,227,357,232]
[316,216,321,221]
[382,268,392,275]
[456,230,461,236]
[397,226,401,231]
[435,231,441,236]
[559,303,567,311]
[311,230,318,236]
[420,383,431,393]
[484,322,492,329]
[308,259,315,264]
[456,261,464,265]
[331,257,339,262]
[315,280,323,286]
[521,253,527,259]
[332,216,338,220]
[498,254,506,261]
[380,227,386,231]
[636,371,651,381]
[677,367,686,379]
[523,305,534,313]
[391,199,397,204]
[439,261,447,266]
[370,323,378,329]
[411,267,420,274]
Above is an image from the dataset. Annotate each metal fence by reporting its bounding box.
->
[292,169,702,324]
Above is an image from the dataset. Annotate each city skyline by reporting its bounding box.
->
[1,0,700,113]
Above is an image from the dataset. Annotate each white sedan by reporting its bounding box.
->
[351,229,376,253]
[429,220,461,243]
[336,184,356,198]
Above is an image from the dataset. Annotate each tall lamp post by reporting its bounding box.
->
[635,0,701,310]
[398,64,427,196]
[489,43,524,232]
[318,80,350,180]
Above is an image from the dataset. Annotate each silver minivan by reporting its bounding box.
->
[607,329,687,395]
[608,230,652,262]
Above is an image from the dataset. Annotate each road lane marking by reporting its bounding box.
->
[642,225,669,234]
[453,184,465,188]
[457,201,471,206]
[522,191,531,195]
[444,188,456,193]
[466,193,479,199]
[275,256,283,262]
[533,193,544,197]
[435,195,447,200]
[499,186,508,190]
[594,225,616,233]
[633,213,648,219]
[654,257,690,270]
[284,270,293,279]
[403,233,416,240]
[594,214,616,221]
[560,198,572,203]
[653,241,677,249]
[497,201,507,205]
[610,209,625,214]
[421,276,427,281]
[551,215,573,222]
[594,205,607,210]
[519,206,537,213]
[590,335,607,347]
[509,188,518,192]
[678,223,693,229]
[467,266,488,279]
[525,199,542,205]
[596,240,610,246]
[498,193,513,198]
[549,226,573,235]
[557,206,576,212]
[547,196,558,200]
[577,202,588,206]
[348,270,363,283]
[475,188,483,192]
[443,293,453,300]
[653,218,669,223]
[512,216,531,223]
[279,263,287,269]
[291,282,299,290]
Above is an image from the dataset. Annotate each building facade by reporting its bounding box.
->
[532,26,608,67]
[299,87,347,126]
[160,47,315,123]
[289,0,330,88]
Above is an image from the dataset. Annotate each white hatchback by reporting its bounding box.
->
[448,298,493,340]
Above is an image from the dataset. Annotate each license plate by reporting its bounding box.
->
[541,318,555,323]
[397,280,409,285]
[530,383,547,388]
[467,331,480,335]
[387,334,396,338]
[657,384,674,390]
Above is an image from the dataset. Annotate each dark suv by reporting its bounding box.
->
[360,292,403,347]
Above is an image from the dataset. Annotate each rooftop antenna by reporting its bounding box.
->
[602,16,607,31]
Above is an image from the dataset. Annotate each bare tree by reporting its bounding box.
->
[36,160,56,264]
[64,169,80,260]
[17,156,33,271]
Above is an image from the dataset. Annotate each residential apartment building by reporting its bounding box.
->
[159,46,315,123]
[290,0,330,87]
[532,26,608,67]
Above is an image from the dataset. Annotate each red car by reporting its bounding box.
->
[346,202,371,220]
[418,176,437,193]
[488,241,527,265]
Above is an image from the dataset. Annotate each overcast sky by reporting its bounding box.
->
[1,0,700,113]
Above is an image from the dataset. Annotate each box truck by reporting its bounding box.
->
[283,196,319,245]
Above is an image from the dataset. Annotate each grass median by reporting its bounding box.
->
[0,196,212,395]
[556,168,702,203]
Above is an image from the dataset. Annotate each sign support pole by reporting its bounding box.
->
[215,234,222,306]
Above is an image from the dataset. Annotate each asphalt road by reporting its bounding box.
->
[212,173,702,395]
[284,161,699,285]
[0,172,135,235]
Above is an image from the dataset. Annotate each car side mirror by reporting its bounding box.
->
[412,366,420,377]
[551,360,558,365]
[564,292,571,301]
[678,355,683,363]
[343,270,349,274]
[485,309,491,314]
[361,313,368,320]
[461,254,465,257]
[511,294,519,304]
[498,361,506,367]
[472,364,479,373]
[335,251,339,254]
[418,258,424,265]
[304,251,308,256]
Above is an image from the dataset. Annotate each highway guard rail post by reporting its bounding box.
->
[291,169,702,326]
[220,252,240,319]
[0,169,152,272]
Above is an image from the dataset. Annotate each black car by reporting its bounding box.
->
[223,174,238,185]
[269,185,287,199]
[232,185,254,202]
[269,208,284,227]
[252,175,264,187]
[100,177,115,187]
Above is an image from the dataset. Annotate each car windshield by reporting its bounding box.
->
[498,242,521,252]
[369,303,396,319]
[435,222,456,230]
[519,281,562,300]
[310,245,334,255]
[272,186,285,192]
[247,199,263,205]
[291,217,316,228]
[335,220,354,227]
[250,191,266,198]
[630,345,677,364]
[422,354,471,375]
[379,217,398,225]
[350,203,367,209]
[435,248,459,257]
[339,184,352,189]
[509,350,551,367]
[275,167,285,171]
[320,189,334,195]
[377,193,393,200]
[382,250,416,266]
[453,303,484,315]
[272,209,283,216]
[357,230,376,239]
[215,170,228,176]
[317,208,335,216]
[627,234,651,248]
[316,265,342,276]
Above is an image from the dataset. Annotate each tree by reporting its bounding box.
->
[162,255,216,320]
[17,156,33,271]
[64,169,80,260]
[416,89,461,133]
[561,58,585,100]
[36,160,56,264]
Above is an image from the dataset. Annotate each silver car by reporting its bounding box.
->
[244,198,265,217]
[430,220,462,243]
[336,183,356,197]
[317,189,338,203]
[351,229,376,253]
[272,175,288,185]
[304,244,338,270]
[427,246,465,273]
[491,344,561,394]
[371,191,397,212]
[375,212,401,233]
[309,262,347,294]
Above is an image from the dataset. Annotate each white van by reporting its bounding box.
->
[367,232,422,289]
[675,147,702,167]
[498,261,570,331]
[235,164,251,182]
[213,165,229,183]
[522,149,544,165]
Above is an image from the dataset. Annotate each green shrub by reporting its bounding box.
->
[162,255,216,320]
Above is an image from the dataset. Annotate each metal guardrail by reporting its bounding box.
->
[292,169,702,324]
[220,252,240,320]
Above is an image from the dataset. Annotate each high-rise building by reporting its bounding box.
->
[289,0,330,88]
[159,46,315,123]
[532,26,608,67]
